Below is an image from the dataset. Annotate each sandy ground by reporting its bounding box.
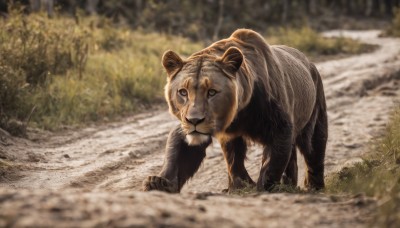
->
[0,30,399,227]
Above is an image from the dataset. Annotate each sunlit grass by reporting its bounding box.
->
[266,27,377,61]
[0,12,202,131]
[326,107,400,227]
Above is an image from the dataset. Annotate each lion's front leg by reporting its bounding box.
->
[143,176,177,193]
[219,136,255,192]
[142,125,210,193]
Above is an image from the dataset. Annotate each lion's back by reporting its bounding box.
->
[270,45,317,133]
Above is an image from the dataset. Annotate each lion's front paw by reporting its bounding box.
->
[142,176,178,193]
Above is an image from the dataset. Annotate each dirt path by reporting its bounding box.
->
[1,30,399,227]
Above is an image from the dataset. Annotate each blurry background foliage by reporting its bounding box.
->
[0,0,399,135]
[2,0,400,41]
[384,8,400,36]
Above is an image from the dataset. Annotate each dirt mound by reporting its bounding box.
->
[0,189,375,227]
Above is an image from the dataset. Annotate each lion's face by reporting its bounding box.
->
[162,47,244,145]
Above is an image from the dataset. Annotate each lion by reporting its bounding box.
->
[143,29,328,193]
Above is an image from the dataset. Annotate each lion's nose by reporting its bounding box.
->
[186,117,205,125]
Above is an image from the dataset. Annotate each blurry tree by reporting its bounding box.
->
[212,0,224,40]
[305,0,317,15]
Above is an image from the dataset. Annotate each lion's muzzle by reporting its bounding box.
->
[183,116,212,145]
[185,132,211,146]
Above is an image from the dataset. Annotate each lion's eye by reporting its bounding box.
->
[178,89,188,97]
[208,89,217,97]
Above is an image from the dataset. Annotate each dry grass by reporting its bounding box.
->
[326,107,400,227]
[0,11,201,132]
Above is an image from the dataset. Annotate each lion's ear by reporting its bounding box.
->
[218,47,243,75]
[162,50,183,77]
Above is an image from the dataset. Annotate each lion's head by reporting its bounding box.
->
[162,46,249,145]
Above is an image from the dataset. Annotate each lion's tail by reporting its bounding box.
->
[309,63,328,150]
[310,63,327,113]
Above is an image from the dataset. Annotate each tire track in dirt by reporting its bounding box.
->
[0,30,399,227]
[1,111,177,190]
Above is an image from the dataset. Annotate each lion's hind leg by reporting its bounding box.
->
[296,107,327,190]
[282,146,298,186]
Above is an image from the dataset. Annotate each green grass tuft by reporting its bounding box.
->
[326,107,400,227]
[228,183,305,196]
[269,184,307,194]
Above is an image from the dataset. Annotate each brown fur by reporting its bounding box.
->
[143,29,328,193]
